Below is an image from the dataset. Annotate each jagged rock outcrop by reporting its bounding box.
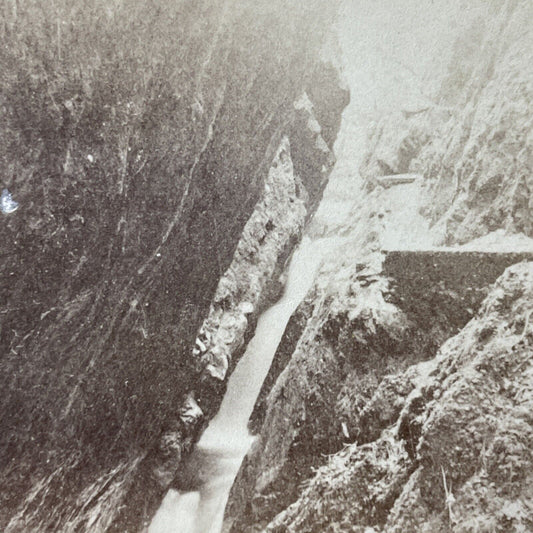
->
[194,137,307,384]
[225,247,533,533]
[262,261,533,533]
[195,90,340,394]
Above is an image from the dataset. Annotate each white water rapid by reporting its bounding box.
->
[148,236,328,533]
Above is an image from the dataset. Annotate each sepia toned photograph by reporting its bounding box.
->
[1,1,532,531]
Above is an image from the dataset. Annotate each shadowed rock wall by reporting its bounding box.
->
[0,1,348,531]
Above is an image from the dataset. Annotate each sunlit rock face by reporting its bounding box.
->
[0,0,347,531]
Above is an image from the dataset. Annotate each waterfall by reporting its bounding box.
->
[148,236,329,533]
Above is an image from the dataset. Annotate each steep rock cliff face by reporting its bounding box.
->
[109,104,340,533]
[0,1,348,531]
[225,249,533,533]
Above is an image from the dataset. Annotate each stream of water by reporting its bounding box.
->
[148,236,326,533]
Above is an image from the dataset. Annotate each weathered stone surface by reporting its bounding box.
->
[225,250,532,533]
[196,136,310,390]
[103,97,341,532]
[259,262,533,533]
[359,0,533,245]
[225,2,532,532]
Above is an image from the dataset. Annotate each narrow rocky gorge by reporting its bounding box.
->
[225,249,533,533]
[223,1,533,531]
[1,0,532,532]
[0,1,348,531]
